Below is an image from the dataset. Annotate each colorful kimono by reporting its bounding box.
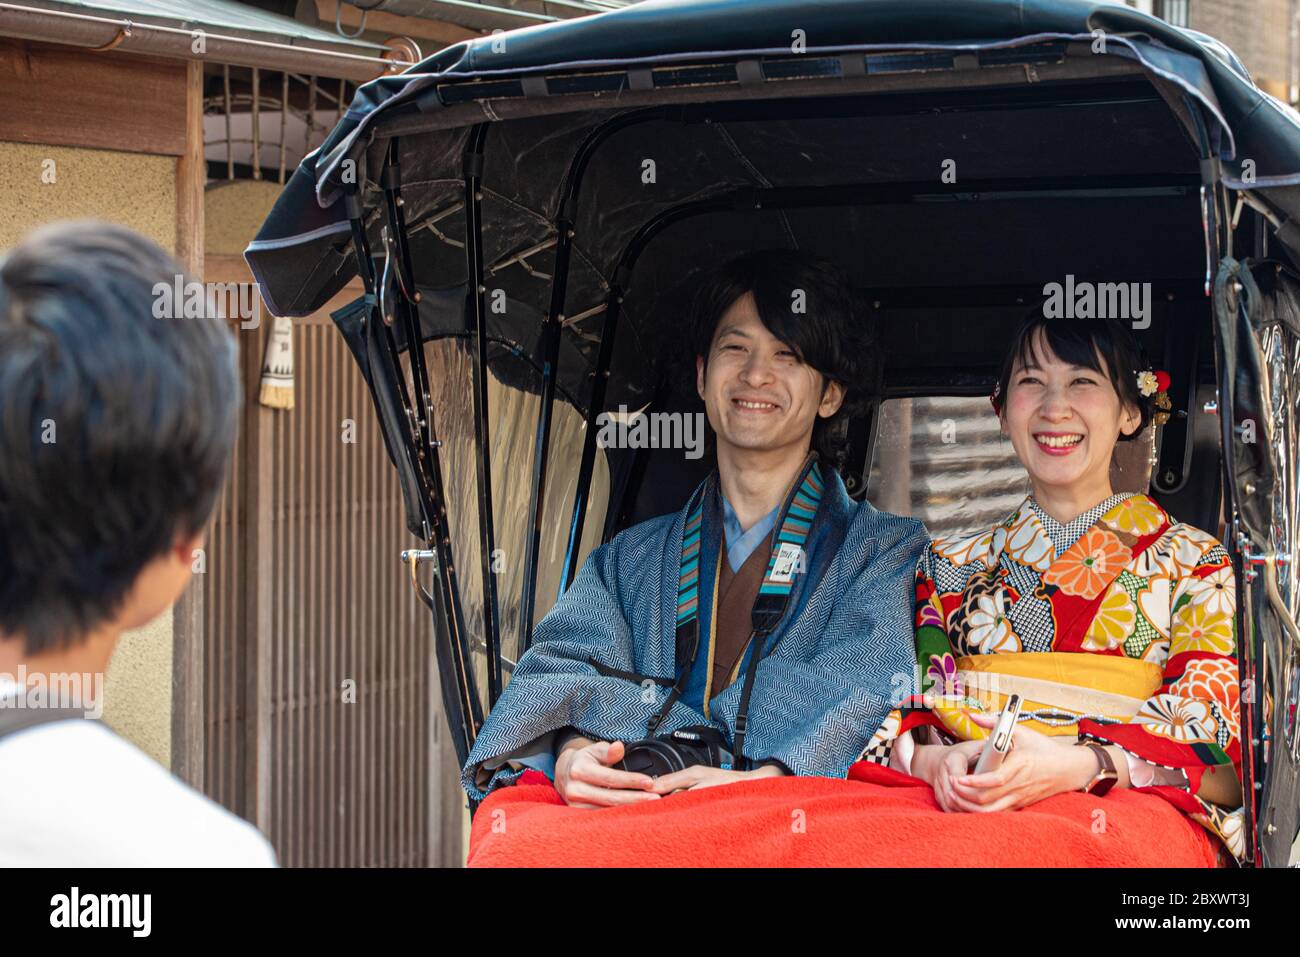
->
[462,461,928,802]
[860,492,1245,862]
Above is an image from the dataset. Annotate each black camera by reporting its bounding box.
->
[615,724,735,777]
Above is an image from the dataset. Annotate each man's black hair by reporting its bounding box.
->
[0,221,240,654]
[995,311,1154,441]
[688,249,869,466]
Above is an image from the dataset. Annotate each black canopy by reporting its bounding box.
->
[245,0,1300,417]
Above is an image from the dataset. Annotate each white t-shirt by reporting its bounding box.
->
[0,718,277,867]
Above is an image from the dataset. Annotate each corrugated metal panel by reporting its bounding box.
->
[868,395,1157,538]
[205,311,459,867]
[869,396,1029,538]
[204,342,247,817]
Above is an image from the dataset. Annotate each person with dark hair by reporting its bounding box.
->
[858,312,1244,865]
[0,221,276,866]
[684,249,870,469]
[462,249,925,863]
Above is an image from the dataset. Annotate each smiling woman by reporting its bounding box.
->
[858,313,1245,864]
[997,313,1149,524]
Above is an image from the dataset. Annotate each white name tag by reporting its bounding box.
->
[769,542,804,584]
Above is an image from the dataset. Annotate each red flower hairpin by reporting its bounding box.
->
[1138,368,1173,425]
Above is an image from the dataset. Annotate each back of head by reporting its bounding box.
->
[0,221,240,655]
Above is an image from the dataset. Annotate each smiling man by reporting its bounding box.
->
[462,249,927,807]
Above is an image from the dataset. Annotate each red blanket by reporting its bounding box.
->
[467,764,1218,867]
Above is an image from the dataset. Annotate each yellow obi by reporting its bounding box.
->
[931,652,1163,741]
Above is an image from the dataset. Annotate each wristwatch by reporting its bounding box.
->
[1076,740,1119,797]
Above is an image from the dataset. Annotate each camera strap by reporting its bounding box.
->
[648,454,824,770]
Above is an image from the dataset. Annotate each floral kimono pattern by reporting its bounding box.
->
[860,493,1245,862]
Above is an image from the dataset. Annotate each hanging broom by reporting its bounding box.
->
[258,314,295,410]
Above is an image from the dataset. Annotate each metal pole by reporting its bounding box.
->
[251,66,261,181]
[279,70,289,184]
[305,74,316,160]
[462,123,504,706]
[381,139,485,733]
[518,243,568,652]
[558,287,621,595]
[344,188,477,764]
[223,64,234,180]
[519,108,672,640]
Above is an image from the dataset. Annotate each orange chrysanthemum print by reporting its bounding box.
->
[1043,528,1129,599]
[1178,658,1241,740]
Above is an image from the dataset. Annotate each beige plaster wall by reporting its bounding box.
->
[205,179,284,257]
[0,139,178,768]
[0,141,175,251]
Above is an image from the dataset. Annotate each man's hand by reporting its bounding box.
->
[649,762,785,795]
[554,738,662,808]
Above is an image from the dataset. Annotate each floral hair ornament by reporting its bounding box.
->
[1138,369,1173,426]
[989,381,1003,415]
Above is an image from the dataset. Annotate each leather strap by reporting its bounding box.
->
[1077,740,1119,797]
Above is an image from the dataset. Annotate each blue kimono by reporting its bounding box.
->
[462,465,927,801]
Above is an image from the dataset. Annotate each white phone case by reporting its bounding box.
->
[972,694,1023,775]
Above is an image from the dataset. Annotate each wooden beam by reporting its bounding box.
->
[0,38,186,156]
[175,60,205,279]
[171,58,206,788]
[240,299,275,835]
[200,253,269,827]
[202,255,273,831]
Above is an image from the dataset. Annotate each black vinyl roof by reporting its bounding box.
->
[244,0,1300,418]
[248,0,1300,314]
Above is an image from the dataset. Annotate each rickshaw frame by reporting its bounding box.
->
[248,0,1300,866]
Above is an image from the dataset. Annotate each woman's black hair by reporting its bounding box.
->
[994,311,1154,441]
[686,249,872,466]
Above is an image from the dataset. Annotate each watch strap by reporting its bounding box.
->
[1077,740,1119,797]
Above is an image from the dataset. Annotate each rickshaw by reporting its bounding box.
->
[247,0,1300,866]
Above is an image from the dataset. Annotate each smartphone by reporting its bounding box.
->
[972,694,1022,776]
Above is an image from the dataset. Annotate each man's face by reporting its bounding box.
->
[695,292,844,455]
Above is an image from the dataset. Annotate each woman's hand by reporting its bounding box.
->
[943,711,1098,812]
[649,762,785,795]
[912,739,986,812]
